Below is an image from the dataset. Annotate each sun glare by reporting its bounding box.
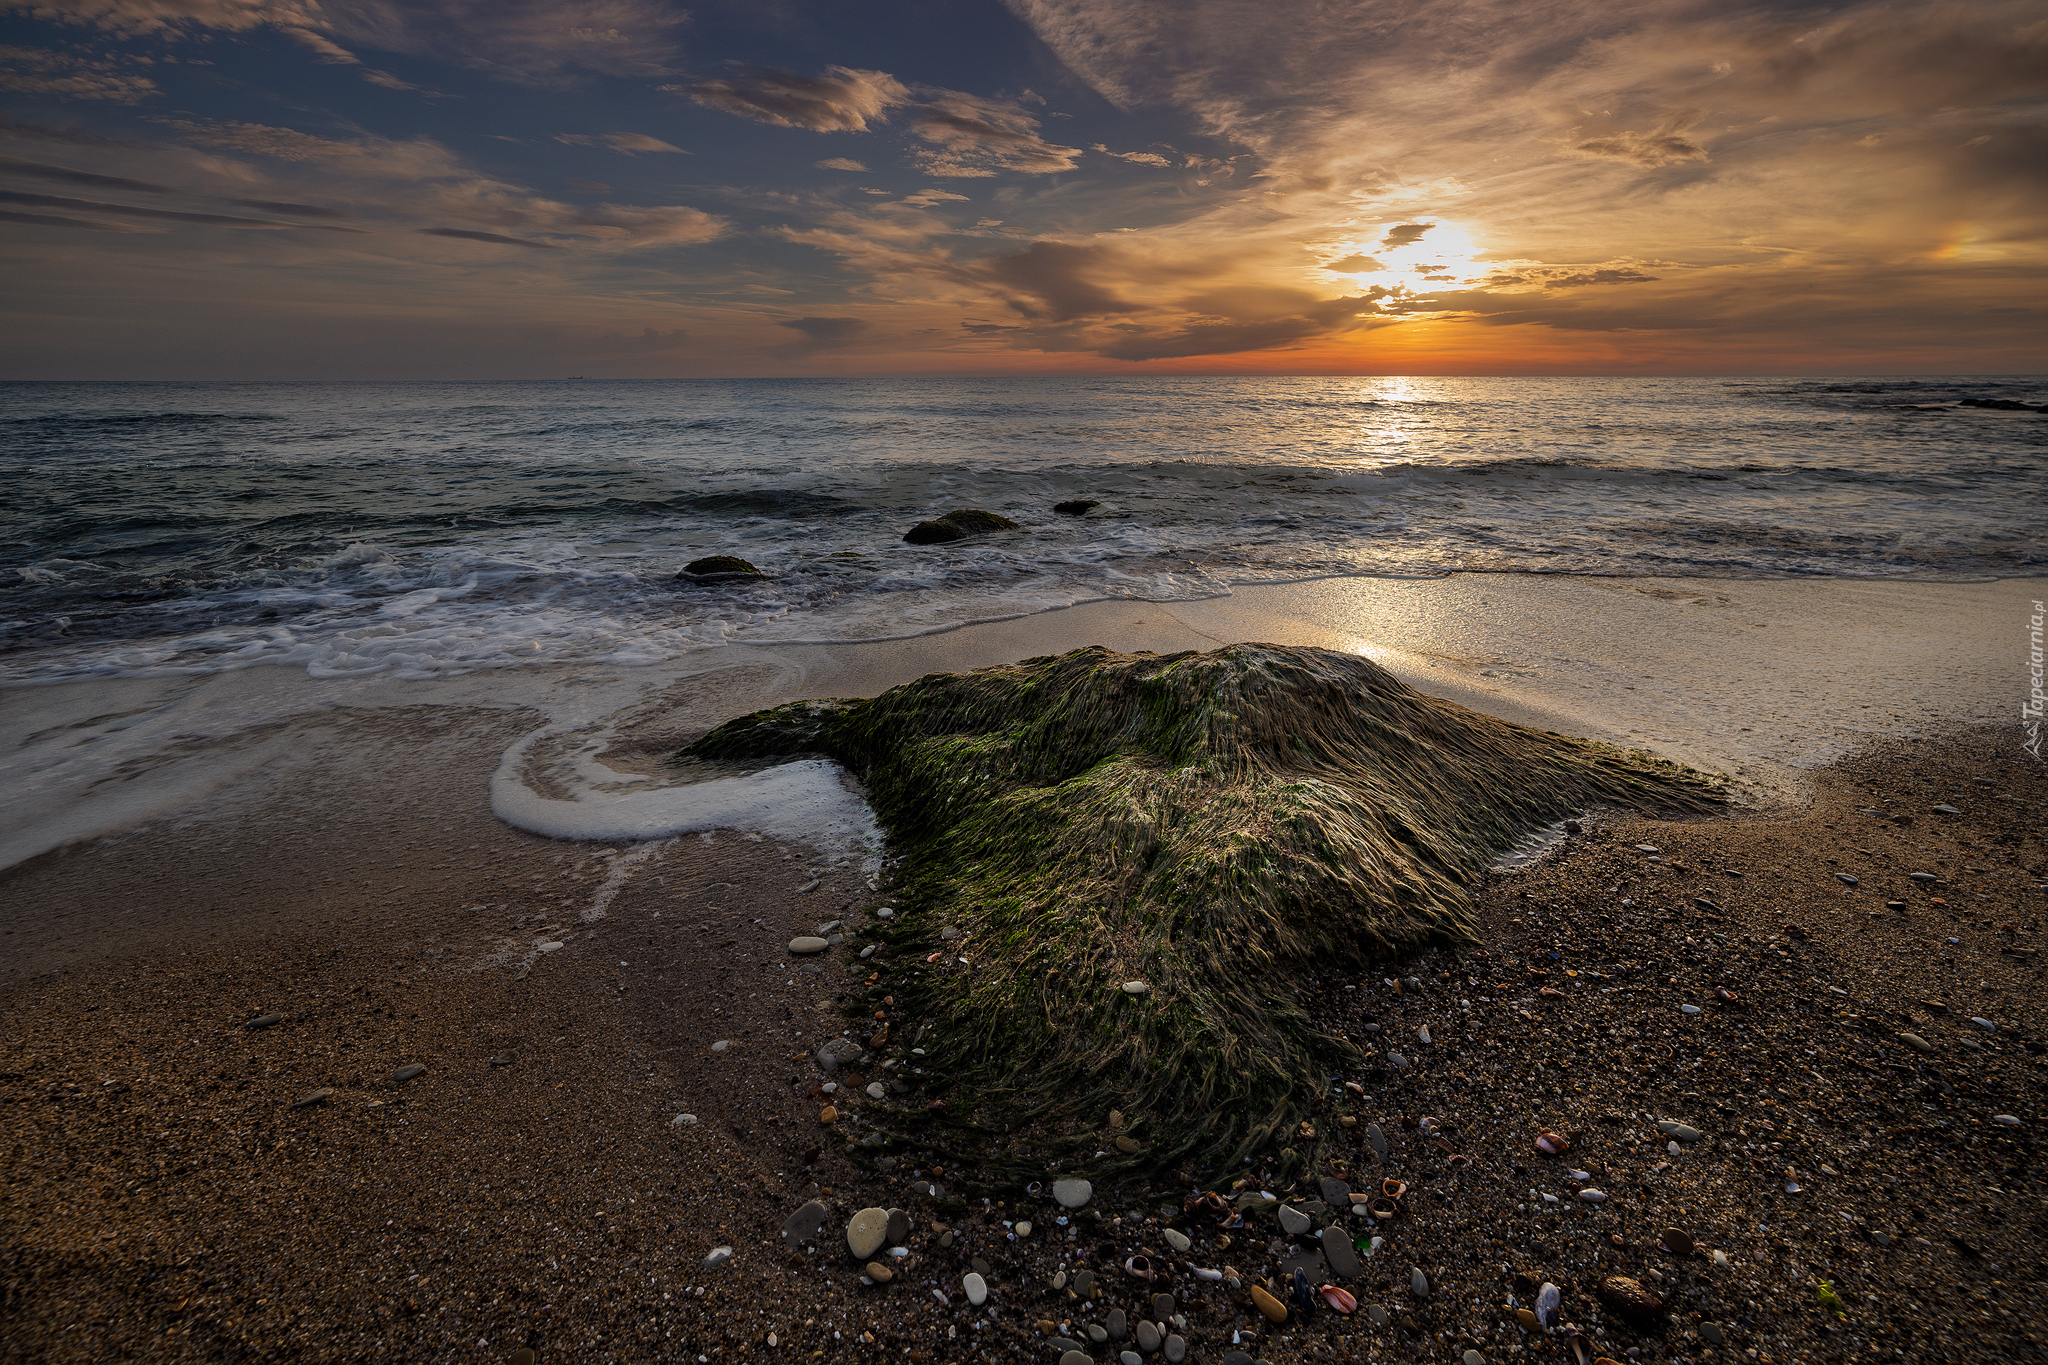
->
[1322,222,1488,295]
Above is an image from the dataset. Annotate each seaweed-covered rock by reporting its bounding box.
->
[677,555,762,580]
[1054,499,1102,516]
[902,509,1020,544]
[685,644,1721,1173]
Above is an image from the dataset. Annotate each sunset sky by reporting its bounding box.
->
[2,0,2043,378]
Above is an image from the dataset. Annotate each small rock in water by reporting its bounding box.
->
[847,1208,891,1259]
[701,1246,733,1270]
[1278,1205,1312,1236]
[1410,1267,1430,1298]
[963,1272,988,1306]
[789,936,829,955]
[1053,1178,1093,1209]
[391,1064,425,1084]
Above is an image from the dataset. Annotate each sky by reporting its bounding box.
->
[1,0,2043,378]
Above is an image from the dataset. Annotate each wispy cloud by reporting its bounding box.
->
[554,131,689,155]
[677,65,910,132]
[0,43,160,102]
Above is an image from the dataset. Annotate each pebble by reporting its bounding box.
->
[1115,1135,1140,1153]
[1366,1123,1388,1156]
[865,1261,893,1283]
[701,1246,732,1270]
[1416,1025,1432,1044]
[971,1256,991,1276]
[1249,1285,1287,1322]
[1410,1267,1430,1298]
[876,906,895,918]
[1053,1178,1093,1208]
[887,1208,910,1243]
[711,1040,730,1052]
[782,1200,829,1247]
[1163,1227,1191,1253]
[1278,1204,1312,1236]
[1635,844,1660,853]
[1386,1051,1408,1067]
[1322,1225,1363,1279]
[1910,872,1938,883]
[1465,1352,1488,1365]
[1121,1353,1141,1365]
[1700,1322,1725,1345]
[1932,804,1961,815]
[1107,1307,1129,1339]
[1837,873,1859,886]
[245,1013,283,1030]
[816,919,842,934]
[1165,1333,1187,1362]
[1537,1282,1560,1325]
[1579,1188,1607,1201]
[789,936,829,955]
[1060,1353,1093,1365]
[1087,1323,1108,1342]
[1517,1308,1538,1331]
[1596,1275,1665,1328]
[1152,1292,1175,1318]
[292,1088,332,1109]
[1122,981,1150,995]
[1992,1114,2022,1126]
[816,1038,863,1071]
[1368,1304,1390,1326]
[1015,1220,1031,1237]
[940,1230,956,1248]
[1660,1228,1694,1256]
[1680,1004,1701,1015]
[867,1082,886,1099]
[1656,1120,1704,1142]
[963,1272,988,1306]
[1971,1016,1997,1031]
[819,1105,838,1124]
[671,1112,697,1126]
[847,1207,890,1259]
[391,1064,425,1083]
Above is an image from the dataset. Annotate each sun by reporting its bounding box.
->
[1319,222,1488,291]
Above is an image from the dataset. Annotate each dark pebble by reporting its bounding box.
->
[245,1013,283,1030]
[392,1064,426,1084]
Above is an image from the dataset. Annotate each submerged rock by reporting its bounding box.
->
[1054,499,1102,515]
[684,643,1721,1168]
[903,508,1020,544]
[677,555,763,580]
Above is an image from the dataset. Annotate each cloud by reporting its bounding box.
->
[419,225,559,249]
[19,0,690,82]
[909,90,1082,177]
[966,240,1145,320]
[554,131,688,155]
[0,113,155,147]
[1377,223,1433,251]
[566,178,611,192]
[814,157,867,171]
[1092,144,1171,166]
[1323,253,1380,272]
[763,314,871,359]
[0,43,161,102]
[0,205,150,229]
[900,188,969,207]
[0,153,170,193]
[0,186,365,228]
[152,117,372,162]
[1098,287,1390,361]
[677,65,910,132]
[1477,264,1661,289]
[228,197,356,217]
[1573,112,1709,168]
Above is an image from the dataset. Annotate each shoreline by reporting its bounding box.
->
[2,573,2041,1363]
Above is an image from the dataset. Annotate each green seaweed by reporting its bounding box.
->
[684,643,1722,1178]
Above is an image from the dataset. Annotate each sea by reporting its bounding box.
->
[3,375,2043,685]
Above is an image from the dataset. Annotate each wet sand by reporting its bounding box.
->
[2,574,2041,1364]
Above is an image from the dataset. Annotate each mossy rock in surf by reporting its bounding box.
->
[683,643,1722,1180]
[677,555,763,580]
[902,509,1020,544]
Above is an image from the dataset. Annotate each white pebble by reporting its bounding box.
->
[867,1082,886,1099]
[963,1272,988,1306]
[701,1246,732,1270]
[671,1113,698,1126]
[1579,1188,1607,1202]
[1991,1114,2022,1126]
[1680,1004,1701,1015]
[1122,981,1150,995]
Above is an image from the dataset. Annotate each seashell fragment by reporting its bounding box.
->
[1381,1178,1409,1199]
[1535,1129,1570,1156]
[1192,1266,1223,1281]
[1125,1255,1153,1281]
[1536,1281,1560,1326]
[1367,1195,1399,1220]
[1320,1284,1357,1314]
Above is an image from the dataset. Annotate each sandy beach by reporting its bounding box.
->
[2,573,2042,1364]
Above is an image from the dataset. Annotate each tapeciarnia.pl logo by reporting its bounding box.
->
[2026,598,2044,759]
